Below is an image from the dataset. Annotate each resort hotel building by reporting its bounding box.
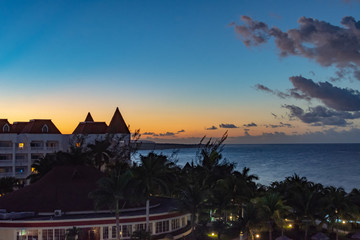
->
[0,109,192,240]
[0,165,191,240]
[0,108,130,179]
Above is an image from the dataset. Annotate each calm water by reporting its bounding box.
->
[135,144,360,192]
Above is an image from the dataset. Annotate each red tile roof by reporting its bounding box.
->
[11,122,28,133]
[20,120,61,134]
[0,119,11,133]
[0,120,61,134]
[72,108,130,135]
[0,165,149,213]
[0,166,104,213]
[85,112,94,122]
[107,107,130,134]
[72,122,108,134]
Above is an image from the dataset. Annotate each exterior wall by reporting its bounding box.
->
[0,228,14,240]
[0,213,191,240]
[0,132,130,179]
[0,134,68,179]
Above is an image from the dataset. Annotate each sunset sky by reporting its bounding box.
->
[0,0,359,143]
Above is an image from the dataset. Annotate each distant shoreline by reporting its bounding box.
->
[133,142,360,149]
[133,142,200,150]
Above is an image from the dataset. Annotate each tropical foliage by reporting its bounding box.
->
[24,131,360,240]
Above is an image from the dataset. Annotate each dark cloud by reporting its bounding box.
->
[143,129,185,137]
[219,123,239,128]
[283,104,360,126]
[234,16,360,80]
[226,128,360,144]
[265,122,293,128]
[255,84,310,100]
[143,132,156,135]
[290,76,360,111]
[257,76,360,112]
[144,128,360,144]
[159,132,176,137]
[243,122,257,127]
[206,126,218,130]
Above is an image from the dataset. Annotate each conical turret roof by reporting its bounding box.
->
[84,112,94,122]
[107,107,130,134]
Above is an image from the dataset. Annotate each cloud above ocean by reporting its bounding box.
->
[243,122,257,127]
[256,76,360,111]
[283,105,360,126]
[234,15,360,80]
[219,123,239,128]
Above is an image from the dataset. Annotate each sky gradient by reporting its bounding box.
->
[1,0,360,143]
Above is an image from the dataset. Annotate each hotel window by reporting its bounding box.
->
[18,143,24,149]
[181,217,186,227]
[42,124,49,133]
[16,230,27,240]
[27,229,38,240]
[54,229,65,240]
[103,226,109,239]
[43,229,54,240]
[2,124,9,132]
[15,167,25,174]
[135,223,145,231]
[171,218,180,230]
[156,220,169,233]
[122,225,132,237]
[112,226,118,239]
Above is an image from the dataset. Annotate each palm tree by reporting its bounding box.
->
[27,154,57,183]
[239,202,262,240]
[324,186,352,240]
[65,227,81,240]
[256,192,290,240]
[179,180,207,238]
[87,138,112,170]
[0,176,17,196]
[133,153,178,232]
[283,175,326,240]
[89,168,133,240]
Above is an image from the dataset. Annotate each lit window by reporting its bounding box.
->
[76,142,81,148]
[18,143,24,149]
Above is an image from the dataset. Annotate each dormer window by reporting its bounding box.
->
[2,124,10,132]
[42,124,49,133]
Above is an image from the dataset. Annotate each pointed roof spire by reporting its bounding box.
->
[107,107,130,134]
[85,112,94,122]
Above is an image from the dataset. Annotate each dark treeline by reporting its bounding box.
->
[1,132,360,240]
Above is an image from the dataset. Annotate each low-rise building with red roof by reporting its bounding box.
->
[0,166,191,240]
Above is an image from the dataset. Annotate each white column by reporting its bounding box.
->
[12,140,15,177]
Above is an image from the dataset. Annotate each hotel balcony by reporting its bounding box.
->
[0,141,13,152]
[0,172,14,178]
[0,147,13,152]
[0,160,12,167]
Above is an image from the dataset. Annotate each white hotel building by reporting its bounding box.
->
[0,108,130,179]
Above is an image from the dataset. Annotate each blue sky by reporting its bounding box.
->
[0,0,359,143]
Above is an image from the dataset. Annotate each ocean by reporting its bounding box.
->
[135,144,360,192]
